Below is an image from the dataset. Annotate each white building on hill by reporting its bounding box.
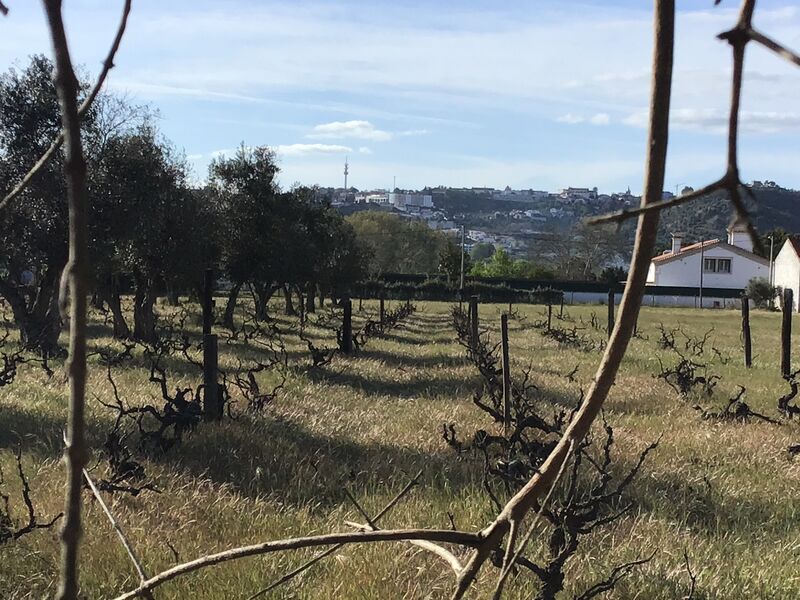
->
[774,237,800,312]
[647,223,768,289]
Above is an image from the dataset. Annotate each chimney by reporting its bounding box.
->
[671,232,683,254]
[727,219,753,252]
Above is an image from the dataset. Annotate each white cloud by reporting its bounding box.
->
[358,147,372,154]
[308,120,392,141]
[276,143,352,157]
[556,113,584,124]
[623,108,800,134]
[556,113,610,125]
[397,129,429,137]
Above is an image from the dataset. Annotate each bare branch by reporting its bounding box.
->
[82,468,153,596]
[450,2,674,597]
[248,470,423,598]
[0,1,8,16]
[0,0,131,213]
[748,28,800,67]
[112,528,482,600]
[586,179,724,226]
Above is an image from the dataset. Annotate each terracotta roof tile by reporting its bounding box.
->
[652,238,720,263]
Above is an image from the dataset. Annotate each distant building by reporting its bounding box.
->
[647,223,768,290]
[560,187,598,201]
[388,192,433,211]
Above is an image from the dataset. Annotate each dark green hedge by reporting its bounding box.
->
[357,279,562,305]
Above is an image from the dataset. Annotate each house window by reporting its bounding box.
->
[703,258,732,273]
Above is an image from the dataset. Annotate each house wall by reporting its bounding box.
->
[774,244,800,312]
[652,246,767,288]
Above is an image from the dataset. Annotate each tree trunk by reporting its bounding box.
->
[133,276,157,343]
[223,282,242,330]
[252,283,277,321]
[102,287,130,339]
[283,284,296,316]
[165,282,180,306]
[1,271,63,357]
[306,282,316,314]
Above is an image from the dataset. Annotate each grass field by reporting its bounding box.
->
[1,299,800,599]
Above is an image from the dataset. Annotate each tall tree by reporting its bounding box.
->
[209,145,281,323]
[0,56,85,354]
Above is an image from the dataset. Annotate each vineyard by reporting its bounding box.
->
[1,298,799,599]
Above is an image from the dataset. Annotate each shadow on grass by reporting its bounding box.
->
[152,413,482,508]
[304,365,478,399]
[353,348,468,370]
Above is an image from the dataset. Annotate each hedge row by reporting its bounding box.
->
[356,279,563,305]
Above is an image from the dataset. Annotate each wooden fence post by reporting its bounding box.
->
[547,304,552,331]
[741,295,752,368]
[341,296,353,354]
[379,296,385,328]
[782,288,793,377]
[203,334,220,420]
[501,313,511,431]
[201,268,220,420]
[560,295,564,318]
[607,289,615,338]
[469,295,479,351]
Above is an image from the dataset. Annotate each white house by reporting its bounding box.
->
[774,237,800,312]
[647,223,769,289]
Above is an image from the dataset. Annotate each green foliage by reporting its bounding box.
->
[470,248,554,280]
[600,266,627,283]
[470,242,496,262]
[437,239,470,283]
[745,277,777,309]
[346,212,448,275]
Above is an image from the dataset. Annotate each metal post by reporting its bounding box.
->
[699,242,705,309]
[469,295,479,351]
[379,296,385,328]
[607,289,615,338]
[459,225,466,294]
[500,314,511,431]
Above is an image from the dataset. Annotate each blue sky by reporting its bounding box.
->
[2,0,800,193]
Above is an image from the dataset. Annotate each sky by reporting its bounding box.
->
[1,0,800,194]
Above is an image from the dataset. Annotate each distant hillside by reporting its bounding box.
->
[656,183,800,254]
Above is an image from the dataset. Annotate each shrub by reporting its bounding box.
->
[745,277,777,309]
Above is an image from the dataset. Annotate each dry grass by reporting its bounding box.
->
[1,299,799,599]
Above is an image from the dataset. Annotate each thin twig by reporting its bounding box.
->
[683,550,697,600]
[82,468,153,596]
[0,0,132,213]
[490,439,575,600]
[749,28,800,67]
[248,471,423,598]
[586,178,724,225]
